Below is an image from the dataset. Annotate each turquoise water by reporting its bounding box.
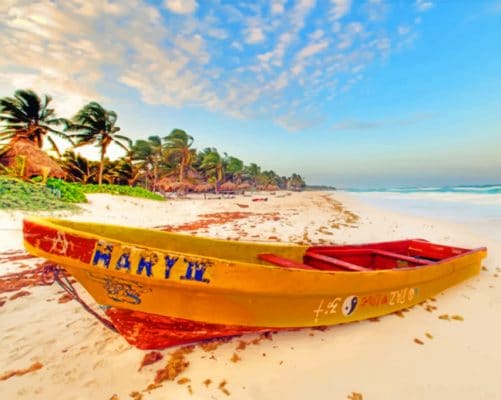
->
[345,184,501,195]
[341,184,501,240]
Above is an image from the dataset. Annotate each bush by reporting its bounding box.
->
[44,178,88,203]
[0,177,80,211]
[76,183,164,201]
[2,177,164,211]
[33,179,163,202]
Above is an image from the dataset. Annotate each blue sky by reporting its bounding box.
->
[0,0,500,187]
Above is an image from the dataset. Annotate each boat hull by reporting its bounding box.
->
[105,308,271,349]
[22,217,487,347]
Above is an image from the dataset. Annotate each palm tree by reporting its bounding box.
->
[131,136,165,191]
[61,150,98,183]
[66,102,131,185]
[243,162,261,186]
[164,129,196,183]
[260,170,282,186]
[225,155,244,183]
[201,148,225,191]
[115,156,143,187]
[0,89,71,154]
[289,173,306,190]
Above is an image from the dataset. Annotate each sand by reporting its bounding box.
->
[0,191,499,400]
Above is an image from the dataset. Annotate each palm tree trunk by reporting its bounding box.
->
[129,171,141,187]
[153,163,158,191]
[179,156,185,183]
[215,165,222,193]
[98,145,106,185]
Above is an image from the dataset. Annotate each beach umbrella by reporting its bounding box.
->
[158,180,194,192]
[168,181,194,192]
[266,184,280,191]
[219,181,238,191]
[193,183,213,193]
[156,176,176,190]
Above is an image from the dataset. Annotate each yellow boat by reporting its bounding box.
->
[23,216,487,349]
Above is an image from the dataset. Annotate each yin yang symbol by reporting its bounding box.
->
[342,296,358,316]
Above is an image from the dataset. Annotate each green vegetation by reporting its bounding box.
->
[33,178,164,202]
[77,183,164,200]
[0,177,79,211]
[66,101,131,185]
[0,88,307,210]
[0,89,72,155]
[41,177,87,203]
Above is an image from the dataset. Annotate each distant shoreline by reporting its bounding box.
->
[305,185,336,191]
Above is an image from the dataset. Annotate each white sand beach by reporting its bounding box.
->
[1,191,500,400]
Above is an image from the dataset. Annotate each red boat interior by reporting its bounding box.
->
[259,239,469,272]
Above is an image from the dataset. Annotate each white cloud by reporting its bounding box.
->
[256,32,293,68]
[164,0,198,15]
[365,0,388,21]
[258,51,274,63]
[231,41,244,51]
[255,1,317,70]
[291,63,304,76]
[0,0,213,113]
[296,40,329,60]
[371,36,391,52]
[271,0,286,15]
[0,71,93,117]
[275,112,324,131]
[291,0,317,31]
[0,0,431,132]
[272,72,289,90]
[398,25,410,35]
[245,26,266,44]
[207,27,228,39]
[415,0,433,12]
[174,34,209,63]
[329,0,351,20]
[309,29,324,40]
[337,22,363,49]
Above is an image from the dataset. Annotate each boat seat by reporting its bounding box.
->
[257,253,317,270]
[371,250,433,265]
[303,252,370,272]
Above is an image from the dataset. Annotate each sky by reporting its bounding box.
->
[0,0,500,188]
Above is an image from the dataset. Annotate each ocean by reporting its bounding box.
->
[341,184,501,241]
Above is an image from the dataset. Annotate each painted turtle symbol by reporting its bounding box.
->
[342,295,358,316]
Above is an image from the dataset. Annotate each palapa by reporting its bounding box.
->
[237,182,251,190]
[0,138,65,178]
[193,183,214,193]
[158,180,195,193]
[219,181,238,191]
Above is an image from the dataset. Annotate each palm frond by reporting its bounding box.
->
[46,136,62,158]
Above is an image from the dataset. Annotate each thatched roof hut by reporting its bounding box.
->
[0,138,65,178]
[193,183,214,193]
[265,184,280,191]
[159,180,195,193]
[161,169,205,185]
[156,176,176,190]
[219,181,238,192]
